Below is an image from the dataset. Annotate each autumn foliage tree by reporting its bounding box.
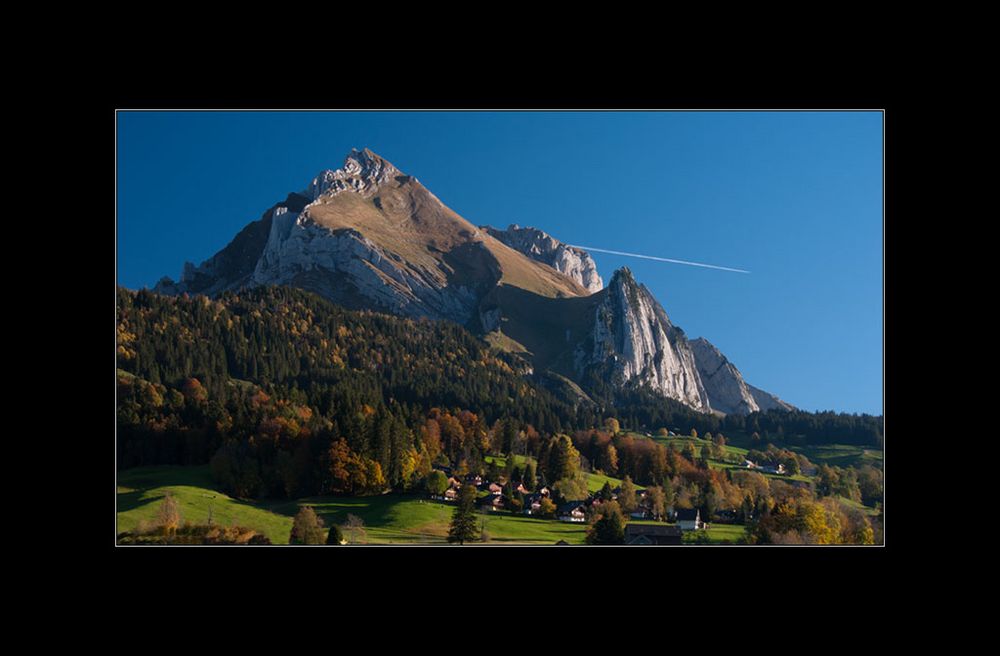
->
[290,506,325,544]
[157,494,181,535]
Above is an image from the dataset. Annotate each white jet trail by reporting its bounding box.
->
[568,245,751,274]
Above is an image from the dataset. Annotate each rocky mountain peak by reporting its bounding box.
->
[483,224,604,293]
[305,148,400,200]
[585,266,710,412]
[611,266,635,285]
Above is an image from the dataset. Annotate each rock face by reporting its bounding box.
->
[580,268,711,412]
[689,337,795,415]
[689,337,759,415]
[483,224,603,293]
[748,384,796,413]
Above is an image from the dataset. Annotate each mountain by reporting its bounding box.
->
[154,147,787,416]
[156,148,586,325]
[483,225,603,293]
[586,268,711,412]
[475,267,710,412]
[689,337,795,414]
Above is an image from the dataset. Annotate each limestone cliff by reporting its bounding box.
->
[689,337,795,415]
[580,268,711,412]
[483,224,603,293]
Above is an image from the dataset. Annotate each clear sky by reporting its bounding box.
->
[117,111,883,415]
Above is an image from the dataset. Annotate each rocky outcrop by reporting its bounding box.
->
[580,267,711,412]
[748,384,795,413]
[250,217,484,322]
[689,337,795,415]
[689,337,759,415]
[304,147,401,200]
[484,224,603,293]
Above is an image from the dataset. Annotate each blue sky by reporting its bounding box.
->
[117,111,883,415]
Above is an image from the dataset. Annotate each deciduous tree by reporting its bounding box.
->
[290,506,325,545]
[157,494,181,535]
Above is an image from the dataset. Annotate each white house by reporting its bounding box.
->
[558,502,587,523]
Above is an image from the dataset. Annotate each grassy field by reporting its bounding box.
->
[117,466,294,544]
[683,523,748,544]
[117,465,593,545]
[791,444,883,468]
[837,496,881,517]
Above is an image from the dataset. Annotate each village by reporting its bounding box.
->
[429,467,733,545]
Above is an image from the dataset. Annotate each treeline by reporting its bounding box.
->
[603,386,883,449]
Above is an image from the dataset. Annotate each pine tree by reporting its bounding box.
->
[523,461,537,491]
[586,501,626,545]
[448,485,479,545]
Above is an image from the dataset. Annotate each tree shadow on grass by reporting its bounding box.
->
[117,488,160,513]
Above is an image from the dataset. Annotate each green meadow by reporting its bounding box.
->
[117,465,593,545]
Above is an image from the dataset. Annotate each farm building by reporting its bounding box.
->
[624,524,683,545]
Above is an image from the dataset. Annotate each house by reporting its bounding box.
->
[478,495,505,512]
[444,488,458,501]
[744,459,757,469]
[676,508,702,531]
[488,482,504,495]
[523,493,545,515]
[630,509,650,520]
[447,476,463,489]
[516,483,530,495]
[558,501,587,523]
[624,524,683,545]
[465,474,483,486]
[538,486,550,497]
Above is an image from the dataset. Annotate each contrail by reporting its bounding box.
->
[568,245,751,274]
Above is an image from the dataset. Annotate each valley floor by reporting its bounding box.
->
[116,465,750,545]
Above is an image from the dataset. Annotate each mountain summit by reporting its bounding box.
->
[305,148,400,199]
[155,148,786,415]
[157,148,586,323]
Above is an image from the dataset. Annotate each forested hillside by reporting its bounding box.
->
[116,286,881,501]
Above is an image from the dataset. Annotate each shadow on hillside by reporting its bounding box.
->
[117,488,160,513]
